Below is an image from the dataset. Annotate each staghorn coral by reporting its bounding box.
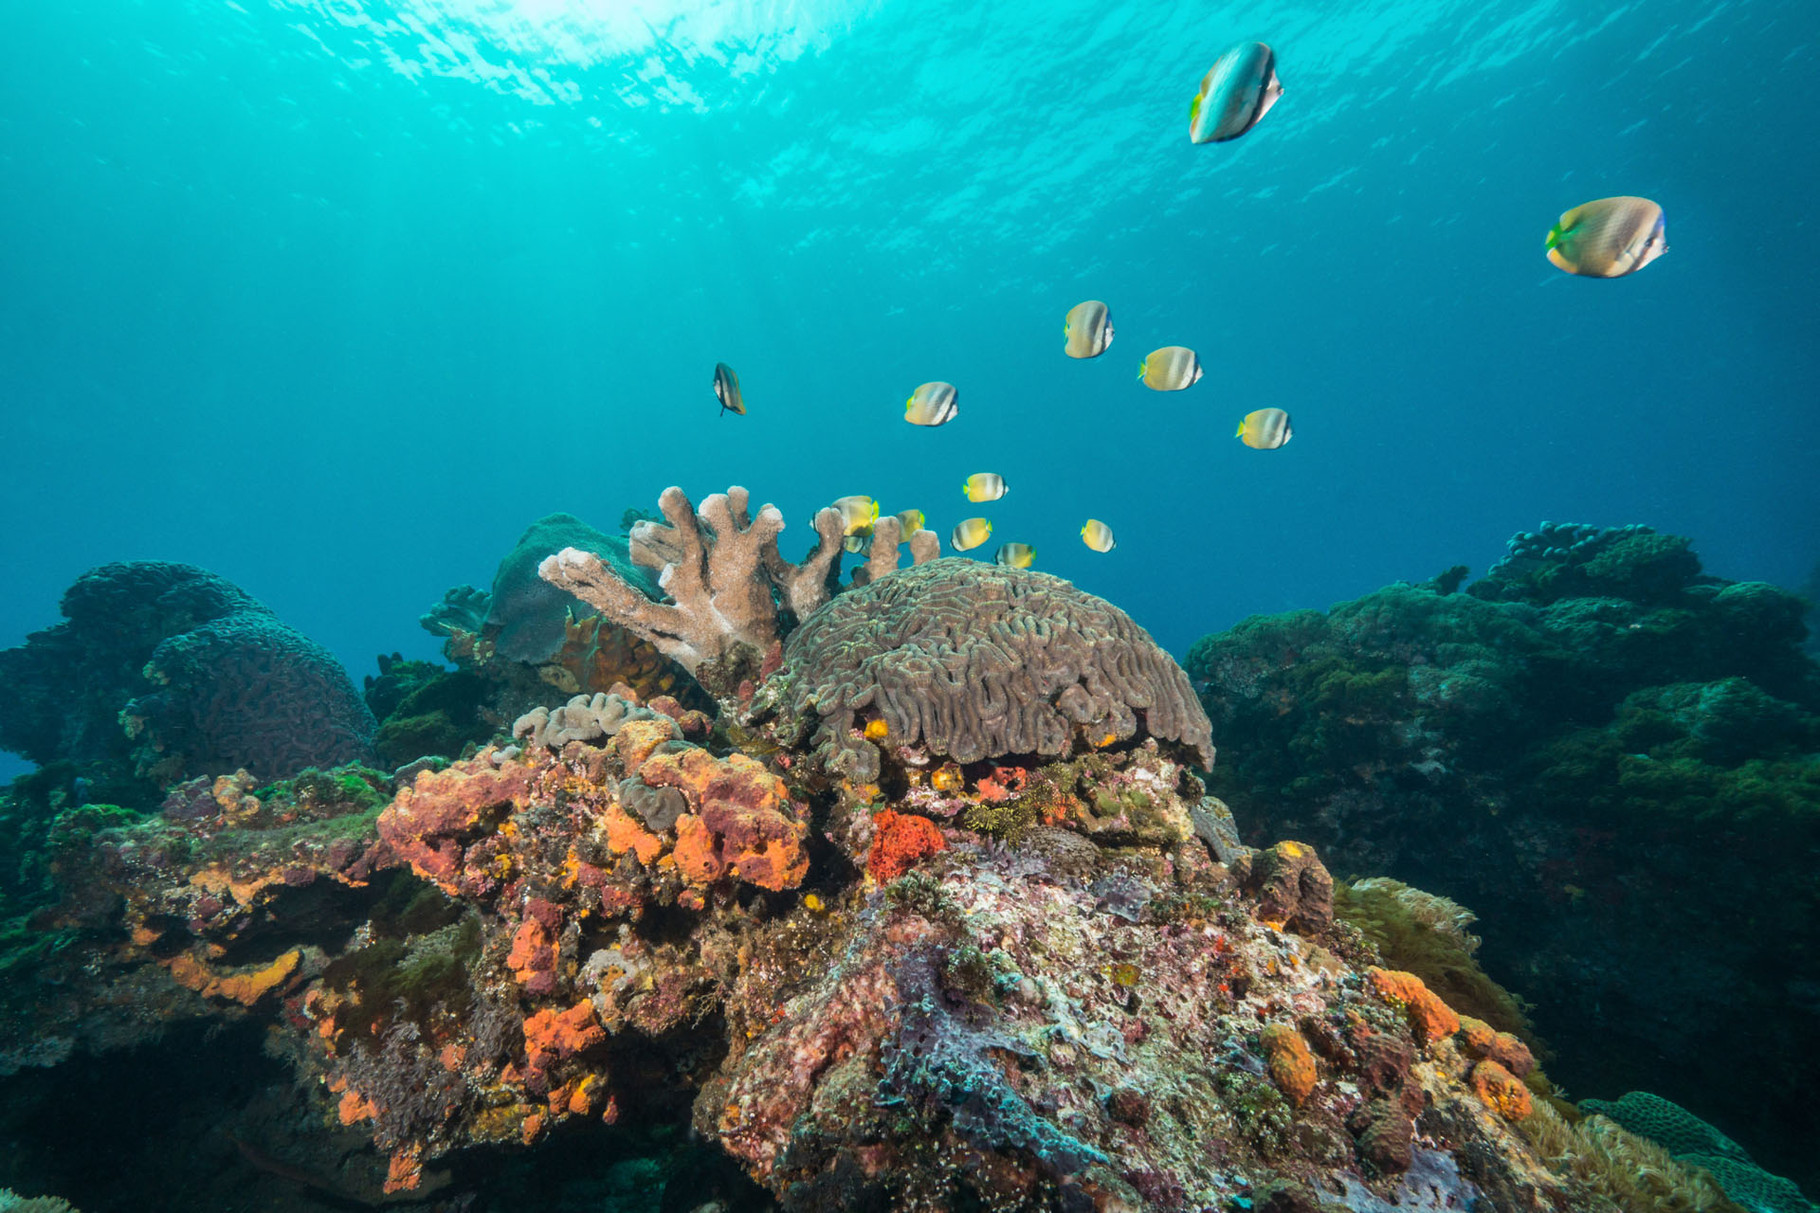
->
[484,514,659,665]
[539,485,945,696]
[419,515,693,724]
[755,558,1215,784]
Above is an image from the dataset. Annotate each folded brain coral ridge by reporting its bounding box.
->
[0,560,374,787]
[758,558,1215,782]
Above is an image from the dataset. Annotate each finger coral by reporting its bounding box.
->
[538,486,845,690]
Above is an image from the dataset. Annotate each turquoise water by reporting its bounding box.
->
[3,0,1817,787]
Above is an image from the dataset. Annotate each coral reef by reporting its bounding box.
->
[3,525,1800,1212]
[751,558,1216,785]
[363,653,494,770]
[1185,523,1820,1193]
[539,485,940,696]
[0,1191,80,1213]
[0,562,374,795]
[416,513,699,753]
[1516,1104,1747,1213]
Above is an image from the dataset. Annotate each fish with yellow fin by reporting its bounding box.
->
[962,473,1007,503]
[1546,196,1667,278]
[1139,346,1202,391]
[951,517,992,552]
[905,381,959,426]
[995,542,1036,569]
[1236,407,1292,449]
[1190,42,1284,144]
[1080,519,1115,553]
[1064,300,1114,358]
[831,495,880,537]
[713,362,745,417]
[896,508,926,534]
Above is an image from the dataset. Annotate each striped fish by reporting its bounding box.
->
[1064,300,1114,358]
[905,381,959,426]
[1139,346,1203,391]
[1546,196,1667,278]
[1190,42,1284,144]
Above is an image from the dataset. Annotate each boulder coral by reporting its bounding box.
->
[0,561,374,793]
[753,558,1216,784]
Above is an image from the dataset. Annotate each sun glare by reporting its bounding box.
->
[280,0,873,106]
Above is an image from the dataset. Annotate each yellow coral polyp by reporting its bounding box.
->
[864,718,890,740]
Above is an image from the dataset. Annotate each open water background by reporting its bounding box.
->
[3,0,1819,786]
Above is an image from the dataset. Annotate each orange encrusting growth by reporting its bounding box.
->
[867,810,947,881]
[167,947,301,1006]
[1259,1022,1318,1105]
[1471,1059,1534,1121]
[523,1000,606,1084]
[1368,967,1461,1043]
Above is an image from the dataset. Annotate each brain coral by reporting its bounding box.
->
[0,561,374,787]
[758,560,1214,782]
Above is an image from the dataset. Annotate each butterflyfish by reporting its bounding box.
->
[896,508,926,534]
[831,495,880,536]
[1546,196,1667,278]
[1139,346,1203,391]
[1190,42,1284,144]
[995,542,1036,569]
[950,517,992,552]
[962,473,1007,503]
[1236,407,1292,449]
[843,535,869,554]
[1080,519,1115,553]
[713,362,745,417]
[905,381,959,426]
[1064,300,1114,359]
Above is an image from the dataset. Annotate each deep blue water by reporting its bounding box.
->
[4,0,1818,785]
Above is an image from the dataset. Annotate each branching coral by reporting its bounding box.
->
[539,486,940,692]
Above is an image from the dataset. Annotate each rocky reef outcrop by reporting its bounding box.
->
[1185,523,1820,1196]
[0,561,374,801]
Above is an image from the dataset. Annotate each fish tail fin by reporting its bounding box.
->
[1544,224,1562,250]
[1136,362,1146,380]
[1235,421,1246,437]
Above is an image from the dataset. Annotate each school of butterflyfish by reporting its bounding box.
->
[705,40,1665,570]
